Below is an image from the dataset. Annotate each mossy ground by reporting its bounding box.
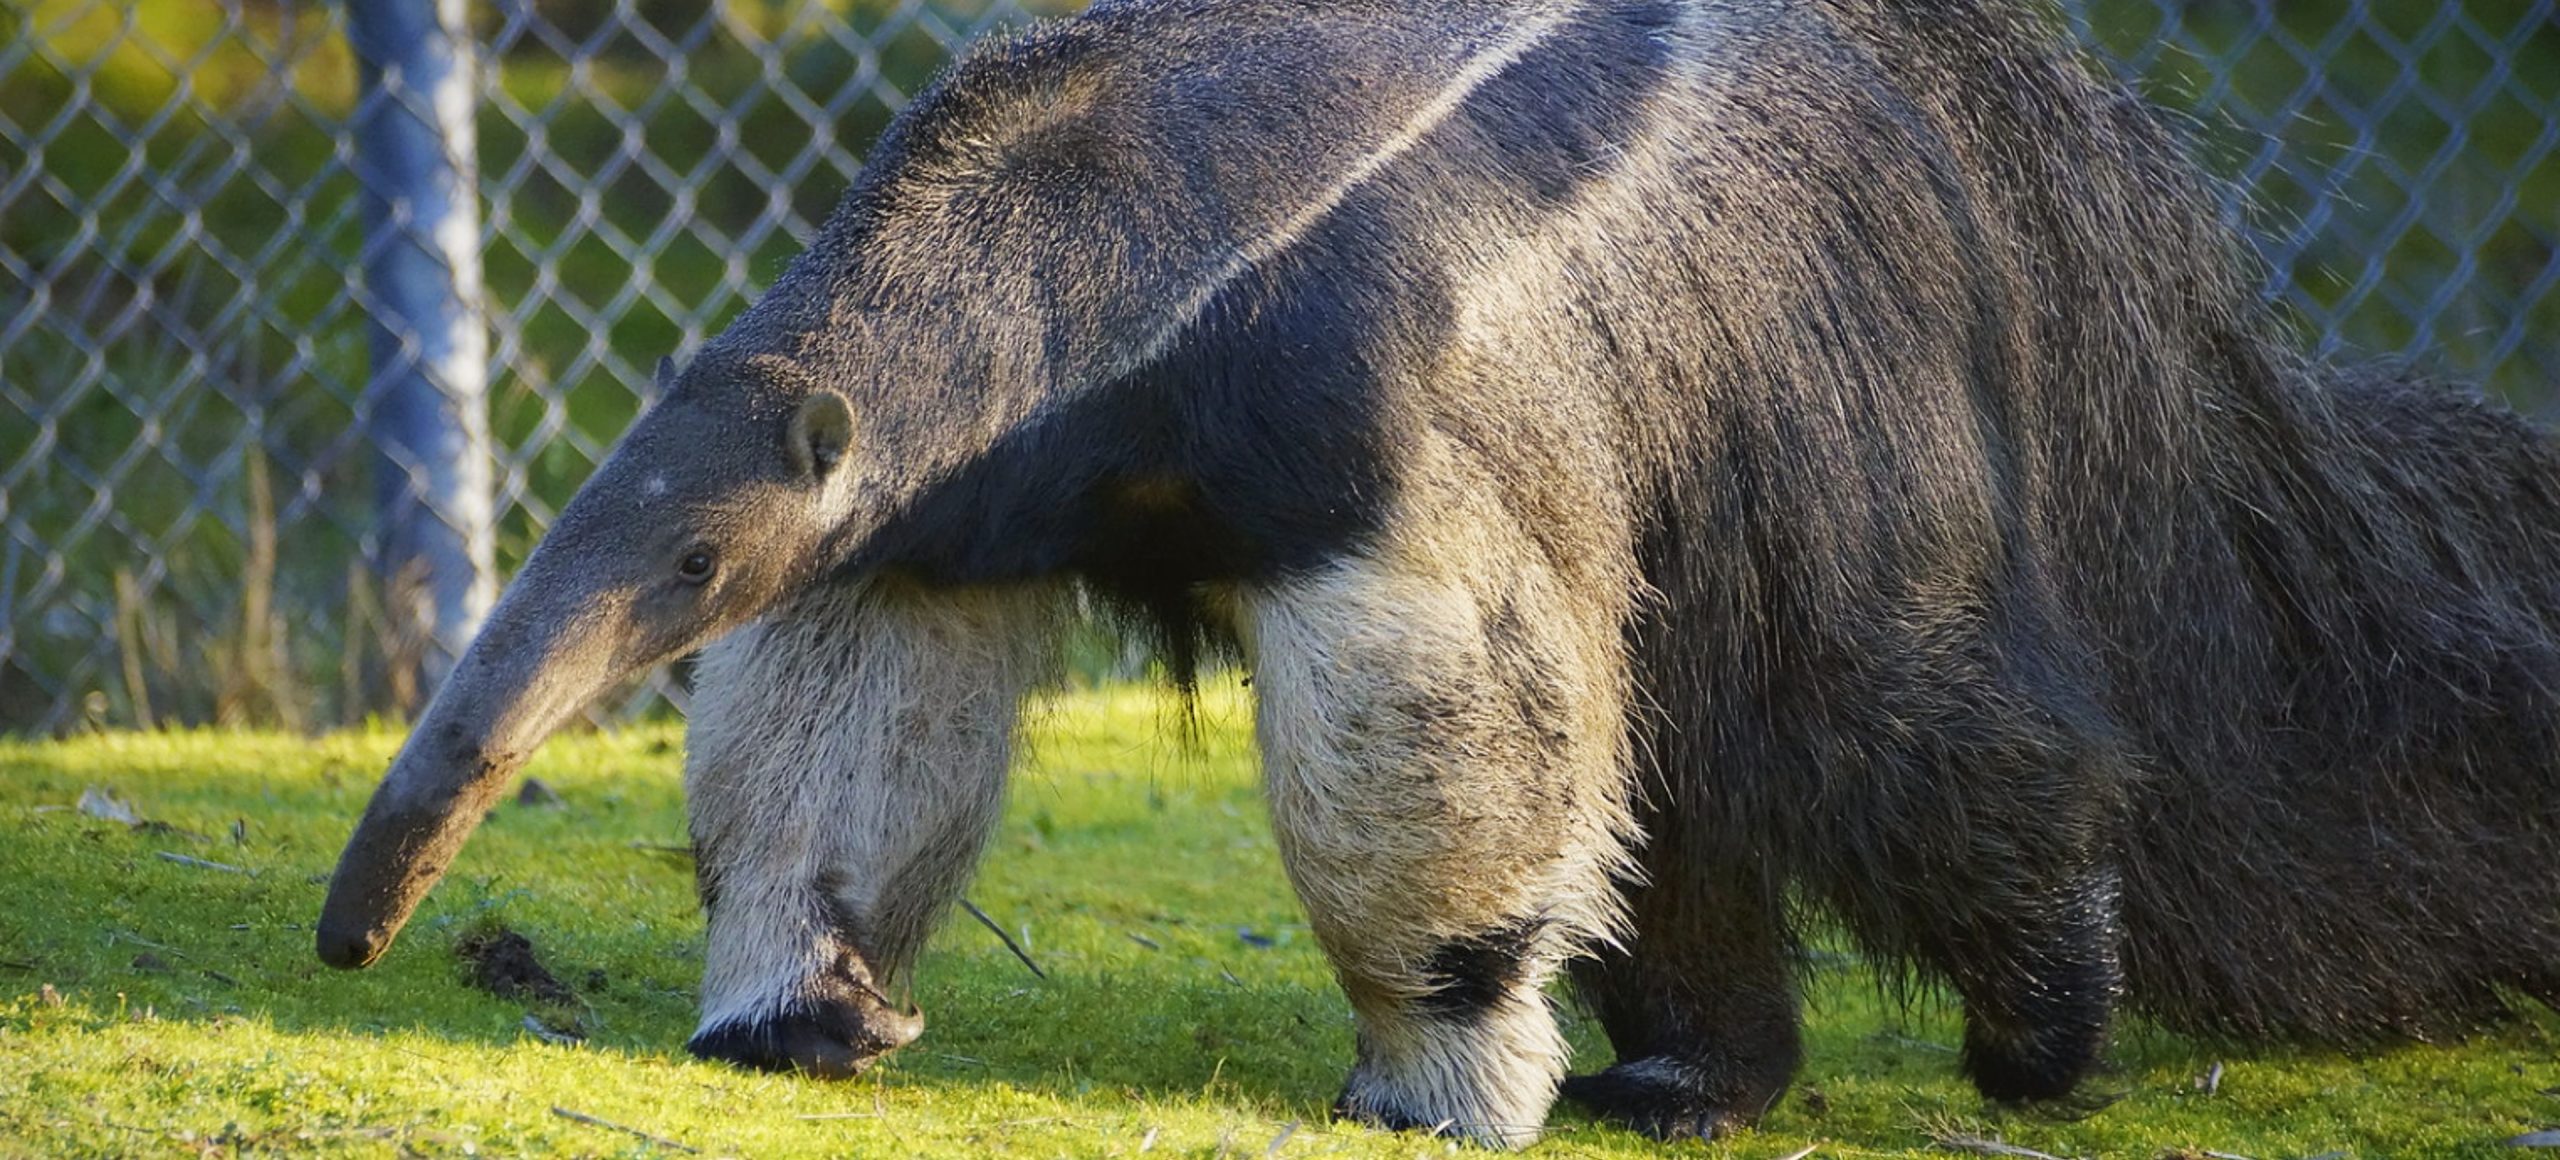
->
[3,684,2555,1157]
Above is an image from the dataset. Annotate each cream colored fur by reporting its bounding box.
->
[1240,423,1640,1147]
[684,579,1065,1035]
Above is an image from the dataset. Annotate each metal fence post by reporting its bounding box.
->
[347,0,496,697]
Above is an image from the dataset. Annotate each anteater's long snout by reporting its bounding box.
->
[315,736,525,968]
[316,584,627,969]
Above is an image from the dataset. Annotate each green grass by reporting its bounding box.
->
[3,684,2557,1157]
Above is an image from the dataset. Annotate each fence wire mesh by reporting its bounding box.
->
[3,0,2556,734]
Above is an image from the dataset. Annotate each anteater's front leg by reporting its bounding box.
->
[1240,523,1637,1149]
[681,581,1063,1076]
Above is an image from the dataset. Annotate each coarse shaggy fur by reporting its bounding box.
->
[319,0,2560,1146]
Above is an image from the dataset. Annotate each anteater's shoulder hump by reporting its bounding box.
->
[885,1,1797,228]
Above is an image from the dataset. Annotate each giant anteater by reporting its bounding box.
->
[316,0,2560,1145]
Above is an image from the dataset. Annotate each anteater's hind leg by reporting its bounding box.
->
[1910,866,2124,1104]
[1237,500,1637,1148]
[1562,838,1802,1141]
[1812,601,2133,1106]
[1565,603,2128,1132]
[1562,783,2123,1136]
[1837,699,2129,1106]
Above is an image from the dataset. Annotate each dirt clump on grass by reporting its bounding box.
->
[454,926,581,1006]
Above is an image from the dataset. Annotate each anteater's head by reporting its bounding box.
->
[314,0,1215,976]
[315,353,864,971]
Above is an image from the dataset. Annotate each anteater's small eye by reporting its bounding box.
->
[676,548,717,585]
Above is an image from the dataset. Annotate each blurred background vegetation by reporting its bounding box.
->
[0,0,2553,734]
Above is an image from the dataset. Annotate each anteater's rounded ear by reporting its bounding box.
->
[789,391,855,481]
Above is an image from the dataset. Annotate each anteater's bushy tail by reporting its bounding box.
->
[2120,353,2560,1042]
[1851,0,2560,1045]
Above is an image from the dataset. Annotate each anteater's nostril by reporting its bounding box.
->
[314,923,385,970]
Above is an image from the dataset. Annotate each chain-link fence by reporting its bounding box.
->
[4,0,2556,735]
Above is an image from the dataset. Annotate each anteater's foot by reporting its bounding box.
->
[686,988,923,1079]
[1960,1006,2109,1107]
[1324,1006,1563,1150]
[1559,1055,1782,1141]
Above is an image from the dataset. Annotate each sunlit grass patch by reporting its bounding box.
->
[3,684,2556,1156]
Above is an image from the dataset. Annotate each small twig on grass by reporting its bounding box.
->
[156,852,250,875]
[1776,1144,1822,1160]
[549,1106,697,1153]
[1265,1120,1300,1156]
[960,898,1048,980]
[106,930,185,958]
